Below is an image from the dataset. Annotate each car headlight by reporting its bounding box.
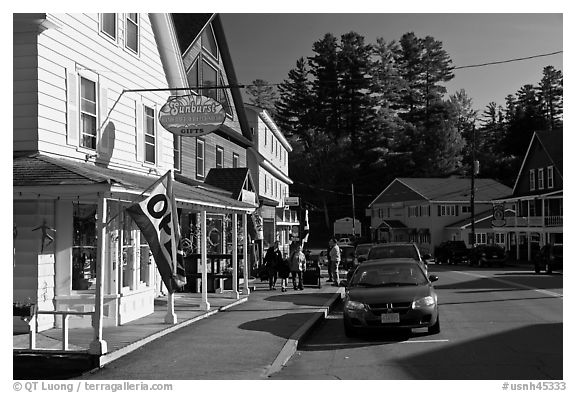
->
[345,300,366,312]
[412,296,436,309]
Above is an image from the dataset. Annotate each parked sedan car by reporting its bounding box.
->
[342,259,440,337]
[434,240,469,265]
[534,244,563,274]
[367,243,429,273]
[468,244,508,267]
[354,243,373,265]
[338,237,353,246]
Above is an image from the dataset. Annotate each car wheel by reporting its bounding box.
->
[428,316,440,335]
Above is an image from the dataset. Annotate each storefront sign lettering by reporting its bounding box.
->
[159,95,227,137]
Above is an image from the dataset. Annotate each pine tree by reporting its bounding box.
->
[246,79,278,117]
[537,65,563,131]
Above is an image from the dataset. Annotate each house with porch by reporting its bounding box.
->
[493,130,563,261]
[367,177,512,254]
[13,13,256,355]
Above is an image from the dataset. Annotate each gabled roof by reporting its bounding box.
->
[204,168,257,202]
[171,14,252,145]
[370,177,513,206]
[512,129,563,194]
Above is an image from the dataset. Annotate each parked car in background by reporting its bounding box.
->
[340,245,356,270]
[434,241,469,265]
[367,243,429,273]
[341,259,440,337]
[534,244,563,274]
[468,244,507,267]
[354,243,373,265]
[338,237,353,246]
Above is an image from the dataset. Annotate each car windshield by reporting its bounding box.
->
[368,246,419,260]
[350,263,428,287]
[356,245,372,255]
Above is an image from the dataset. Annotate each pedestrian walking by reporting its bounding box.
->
[264,241,282,290]
[328,238,341,286]
[289,243,306,290]
[277,254,291,292]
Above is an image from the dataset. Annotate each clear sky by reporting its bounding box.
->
[219,13,563,113]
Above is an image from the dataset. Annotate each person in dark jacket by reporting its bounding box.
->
[264,241,283,290]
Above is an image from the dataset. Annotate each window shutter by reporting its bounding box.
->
[468,233,474,244]
[66,70,78,146]
[135,97,144,162]
[98,79,110,154]
[437,205,441,216]
[155,103,162,167]
[456,205,459,216]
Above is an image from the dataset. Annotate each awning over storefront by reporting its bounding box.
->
[13,153,256,214]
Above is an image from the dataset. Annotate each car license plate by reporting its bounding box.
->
[381,313,400,323]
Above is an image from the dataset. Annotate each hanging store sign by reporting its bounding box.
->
[284,197,300,206]
[491,203,506,227]
[159,95,226,137]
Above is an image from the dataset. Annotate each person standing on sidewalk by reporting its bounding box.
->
[264,241,282,290]
[289,243,306,291]
[328,238,341,286]
[326,245,333,283]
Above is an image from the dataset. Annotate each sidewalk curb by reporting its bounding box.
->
[264,288,344,377]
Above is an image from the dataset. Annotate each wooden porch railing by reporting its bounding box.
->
[26,310,94,351]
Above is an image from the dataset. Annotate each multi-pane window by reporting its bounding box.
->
[173,136,181,172]
[438,204,457,216]
[100,14,116,40]
[495,233,505,245]
[144,106,155,164]
[126,13,139,54]
[232,152,239,168]
[529,169,535,191]
[264,174,268,194]
[461,205,472,214]
[216,146,224,168]
[475,233,487,244]
[196,139,205,179]
[538,168,544,190]
[80,77,97,150]
[408,205,430,217]
[202,60,218,102]
[547,166,554,188]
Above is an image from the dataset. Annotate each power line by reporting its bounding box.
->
[453,51,563,70]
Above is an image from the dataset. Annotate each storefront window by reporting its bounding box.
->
[122,212,136,289]
[72,204,98,291]
[139,231,151,285]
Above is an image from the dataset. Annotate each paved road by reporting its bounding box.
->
[270,264,563,380]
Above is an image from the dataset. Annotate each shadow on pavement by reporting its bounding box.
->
[238,312,318,339]
[396,323,563,380]
[434,274,562,292]
[264,292,335,307]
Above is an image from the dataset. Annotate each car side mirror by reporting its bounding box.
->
[423,253,432,260]
[429,275,439,282]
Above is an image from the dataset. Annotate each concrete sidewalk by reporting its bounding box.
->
[14,274,344,380]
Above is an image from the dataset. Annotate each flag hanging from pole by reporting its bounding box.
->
[126,171,186,293]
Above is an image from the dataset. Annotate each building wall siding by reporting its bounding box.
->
[16,13,175,174]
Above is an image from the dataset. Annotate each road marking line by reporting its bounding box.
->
[400,339,450,344]
[452,270,563,298]
[303,339,449,348]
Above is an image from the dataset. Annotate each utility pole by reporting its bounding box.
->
[470,125,477,248]
[351,183,356,238]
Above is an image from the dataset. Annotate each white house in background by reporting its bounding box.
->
[245,104,299,257]
[13,13,254,343]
